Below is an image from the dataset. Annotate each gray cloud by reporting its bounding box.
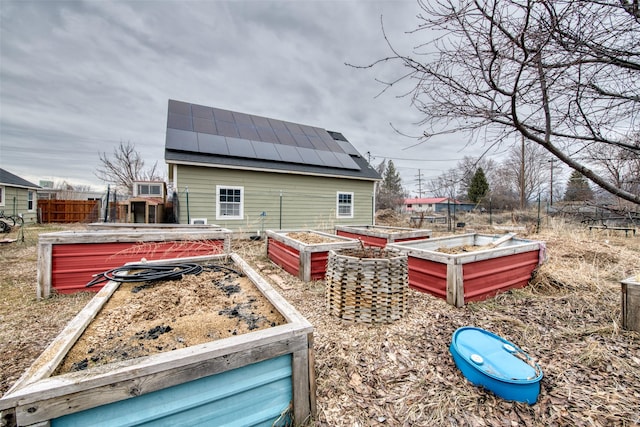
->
[0,0,491,193]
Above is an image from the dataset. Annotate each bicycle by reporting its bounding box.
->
[0,210,24,231]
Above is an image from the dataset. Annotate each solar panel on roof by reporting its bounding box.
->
[197,133,229,155]
[168,100,191,115]
[251,141,282,161]
[307,136,329,151]
[334,152,361,170]
[166,128,199,152]
[284,122,303,135]
[293,133,314,149]
[256,127,279,144]
[216,121,240,138]
[167,113,193,131]
[274,129,296,145]
[166,101,368,172]
[268,118,288,130]
[232,112,254,125]
[299,124,318,137]
[251,115,270,128]
[212,108,234,123]
[226,137,257,158]
[335,140,360,156]
[191,104,214,119]
[315,149,343,168]
[275,144,304,164]
[238,125,260,140]
[296,147,324,166]
[193,117,216,134]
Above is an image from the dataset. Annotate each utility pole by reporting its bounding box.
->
[416,169,423,198]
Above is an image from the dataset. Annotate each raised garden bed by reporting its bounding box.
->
[0,254,315,426]
[266,230,360,282]
[335,224,432,248]
[388,233,545,307]
[36,227,232,298]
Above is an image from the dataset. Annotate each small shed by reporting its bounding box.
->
[124,181,167,224]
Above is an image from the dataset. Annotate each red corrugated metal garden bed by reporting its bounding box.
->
[388,233,545,307]
[266,230,360,282]
[37,227,232,298]
[335,225,432,248]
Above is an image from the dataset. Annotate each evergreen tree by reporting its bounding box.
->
[376,160,405,210]
[468,167,490,204]
[564,170,594,201]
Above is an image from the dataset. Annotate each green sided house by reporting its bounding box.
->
[164,100,381,233]
[0,168,40,224]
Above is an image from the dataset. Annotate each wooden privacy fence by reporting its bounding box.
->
[38,200,102,223]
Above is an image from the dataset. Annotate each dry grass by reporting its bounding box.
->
[2,217,640,426]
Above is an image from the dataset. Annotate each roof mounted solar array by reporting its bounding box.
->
[166,100,361,171]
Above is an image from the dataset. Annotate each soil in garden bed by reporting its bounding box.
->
[55,262,286,374]
[286,231,341,244]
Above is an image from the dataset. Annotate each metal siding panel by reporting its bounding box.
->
[310,251,330,280]
[51,241,225,293]
[462,251,540,302]
[51,354,293,427]
[267,238,301,278]
[407,256,448,299]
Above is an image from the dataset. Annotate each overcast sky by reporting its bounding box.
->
[1,0,500,195]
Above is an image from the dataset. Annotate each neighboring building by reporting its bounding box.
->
[404,197,475,214]
[37,180,104,201]
[0,168,40,224]
[124,181,167,223]
[164,100,381,232]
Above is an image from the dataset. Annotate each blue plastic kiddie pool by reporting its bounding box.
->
[449,326,543,404]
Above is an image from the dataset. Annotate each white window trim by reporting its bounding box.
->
[190,218,207,225]
[336,191,354,219]
[216,185,244,220]
[0,185,4,207]
[27,190,34,211]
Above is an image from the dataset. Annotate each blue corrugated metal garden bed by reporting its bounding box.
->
[0,254,315,426]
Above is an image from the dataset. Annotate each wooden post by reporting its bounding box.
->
[36,243,52,299]
[622,277,640,332]
[446,263,464,308]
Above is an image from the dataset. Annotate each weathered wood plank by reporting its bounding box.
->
[36,243,52,299]
[4,281,119,398]
[13,334,309,425]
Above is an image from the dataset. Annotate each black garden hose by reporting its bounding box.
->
[85,262,243,288]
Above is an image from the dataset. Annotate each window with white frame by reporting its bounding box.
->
[0,186,4,206]
[27,191,34,211]
[216,186,243,220]
[336,192,354,218]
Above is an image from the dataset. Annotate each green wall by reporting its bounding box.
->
[0,185,37,224]
[173,165,376,232]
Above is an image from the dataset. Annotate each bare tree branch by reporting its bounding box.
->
[358,0,640,204]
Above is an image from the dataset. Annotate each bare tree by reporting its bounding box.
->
[358,0,640,204]
[427,168,462,199]
[95,141,163,195]
[587,134,640,207]
[503,139,550,208]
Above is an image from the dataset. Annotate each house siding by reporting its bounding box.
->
[173,165,375,232]
[1,185,37,224]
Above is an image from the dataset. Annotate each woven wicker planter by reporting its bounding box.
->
[325,248,408,323]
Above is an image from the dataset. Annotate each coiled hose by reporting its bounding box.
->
[85,262,242,288]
